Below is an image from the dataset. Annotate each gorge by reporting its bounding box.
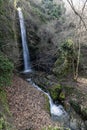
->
[18,6,69,127]
[0,0,87,130]
[17,6,86,130]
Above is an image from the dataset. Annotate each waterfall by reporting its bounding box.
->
[18,6,68,127]
[17,7,31,73]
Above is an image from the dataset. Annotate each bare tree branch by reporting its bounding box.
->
[67,0,87,30]
[82,0,87,13]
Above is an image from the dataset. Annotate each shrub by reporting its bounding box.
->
[32,6,47,22]
[0,113,12,130]
[0,52,14,87]
[41,0,66,19]
[53,39,77,77]
[42,126,70,130]
[49,84,62,101]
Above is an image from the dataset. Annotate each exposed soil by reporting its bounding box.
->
[6,75,60,130]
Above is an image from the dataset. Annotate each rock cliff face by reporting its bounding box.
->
[16,0,65,71]
[0,0,20,67]
[1,0,87,75]
[0,0,66,71]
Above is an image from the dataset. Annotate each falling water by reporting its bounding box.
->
[17,7,31,73]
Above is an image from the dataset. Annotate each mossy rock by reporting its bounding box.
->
[53,39,77,78]
[70,100,81,114]
[70,100,87,120]
[59,91,65,100]
[64,86,75,96]
[81,107,87,120]
[49,84,62,102]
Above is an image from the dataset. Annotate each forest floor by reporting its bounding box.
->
[6,75,60,130]
[62,75,87,109]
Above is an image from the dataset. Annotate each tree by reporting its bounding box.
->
[41,0,66,19]
[66,0,87,79]
[53,39,77,77]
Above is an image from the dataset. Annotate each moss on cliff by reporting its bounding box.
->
[0,89,15,130]
[0,0,20,66]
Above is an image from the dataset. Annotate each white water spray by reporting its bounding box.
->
[17,7,32,73]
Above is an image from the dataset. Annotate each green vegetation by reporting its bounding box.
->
[32,6,47,23]
[0,113,12,130]
[49,84,62,101]
[70,99,87,120]
[42,126,70,130]
[0,1,15,129]
[0,53,14,87]
[44,95,50,113]
[81,107,87,120]
[0,89,10,114]
[53,39,77,77]
[64,86,74,96]
[0,90,13,130]
[70,100,81,113]
[0,0,14,50]
[59,91,65,100]
[41,0,65,19]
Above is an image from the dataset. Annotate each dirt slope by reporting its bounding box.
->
[6,75,60,130]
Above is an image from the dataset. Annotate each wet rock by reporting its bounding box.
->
[70,119,79,130]
[84,120,87,127]
[81,107,87,120]
[70,100,81,114]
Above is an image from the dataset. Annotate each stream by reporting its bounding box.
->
[27,78,69,122]
[26,76,86,130]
